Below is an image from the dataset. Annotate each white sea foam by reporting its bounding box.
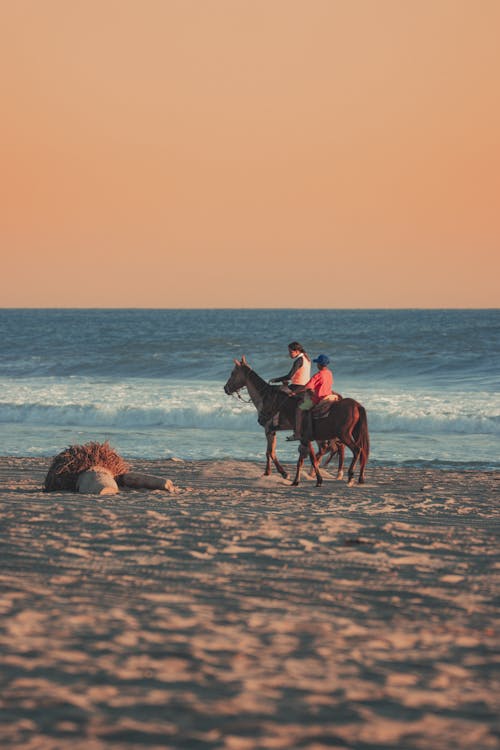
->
[1,378,498,436]
[357,391,500,436]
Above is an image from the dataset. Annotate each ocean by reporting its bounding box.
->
[0,309,498,470]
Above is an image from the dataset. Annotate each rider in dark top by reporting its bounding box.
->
[270,341,311,393]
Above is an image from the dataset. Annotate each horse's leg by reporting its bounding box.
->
[336,425,358,486]
[292,443,308,486]
[265,430,289,479]
[335,406,364,486]
[309,440,329,478]
[335,442,345,481]
[348,438,368,485]
[264,431,274,475]
[309,442,323,486]
[355,408,369,484]
[343,410,368,484]
[342,443,357,486]
[341,437,360,486]
[322,440,344,480]
[358,446,367,484]
[322,440,335,468]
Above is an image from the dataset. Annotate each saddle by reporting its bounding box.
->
[311,392,342,419]
[264,392,342,432]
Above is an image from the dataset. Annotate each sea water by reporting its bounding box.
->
[0,309,498,469]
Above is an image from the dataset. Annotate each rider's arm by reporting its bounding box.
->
[270,356,303,384]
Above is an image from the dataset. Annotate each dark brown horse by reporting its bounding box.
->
[292,395,370,487]
[223,357,349,482]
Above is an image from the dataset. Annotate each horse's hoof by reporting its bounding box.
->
[281,473,289,480]
[358,478,365,484]
[347,479,355,487]
[315,480,323,487]
[292,481,299,486]
[336,473,344,481]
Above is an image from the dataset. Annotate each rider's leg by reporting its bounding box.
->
[287,392,312,440]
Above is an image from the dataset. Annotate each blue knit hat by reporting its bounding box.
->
[313,354,330,366]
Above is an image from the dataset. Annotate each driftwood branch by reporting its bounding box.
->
[119,472,175,492]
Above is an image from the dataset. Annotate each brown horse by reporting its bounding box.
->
[223,357,346,481]
[292,396,370,487]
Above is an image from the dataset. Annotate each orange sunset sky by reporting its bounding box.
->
[1,0,499,308]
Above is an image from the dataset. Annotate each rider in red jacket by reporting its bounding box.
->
[287,354,333,440]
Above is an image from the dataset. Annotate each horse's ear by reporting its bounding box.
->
[241,355,247,365]
[233,358,241,367]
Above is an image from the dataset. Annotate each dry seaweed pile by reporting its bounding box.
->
[44,442,130,492]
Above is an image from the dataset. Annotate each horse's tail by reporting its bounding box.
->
[353,405,370,462]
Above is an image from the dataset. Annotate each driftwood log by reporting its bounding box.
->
[119,472,175,492]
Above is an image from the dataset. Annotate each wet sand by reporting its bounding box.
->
[0,457,498,749]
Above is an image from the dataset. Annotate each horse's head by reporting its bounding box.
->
[224,356,250,395]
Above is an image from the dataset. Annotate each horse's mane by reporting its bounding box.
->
[243,364,272,393]
[243,365,291,422]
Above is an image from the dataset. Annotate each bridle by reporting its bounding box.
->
[225,365,254,404]
[231,388,253,404]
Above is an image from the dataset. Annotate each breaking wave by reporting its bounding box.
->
[1,388,498,436]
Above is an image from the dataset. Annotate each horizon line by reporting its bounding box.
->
[1,306,499,312]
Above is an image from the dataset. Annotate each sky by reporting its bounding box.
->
[1,0,499,308]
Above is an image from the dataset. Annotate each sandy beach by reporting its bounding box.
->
[0,457,498,749]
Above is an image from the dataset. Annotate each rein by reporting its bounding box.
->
[233,389,252,404]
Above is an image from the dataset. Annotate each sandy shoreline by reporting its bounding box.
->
[0,457,498,749]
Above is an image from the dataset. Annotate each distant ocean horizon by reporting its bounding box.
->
[1,308,499,470]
